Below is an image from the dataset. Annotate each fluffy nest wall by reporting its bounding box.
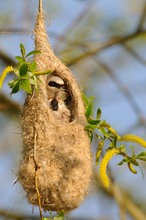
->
[18,11,92,212]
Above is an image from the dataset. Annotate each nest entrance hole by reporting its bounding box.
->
[46,71,76,122]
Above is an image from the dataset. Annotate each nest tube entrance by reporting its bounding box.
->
[18,11,92,213]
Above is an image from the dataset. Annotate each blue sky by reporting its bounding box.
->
[0,0,146,219]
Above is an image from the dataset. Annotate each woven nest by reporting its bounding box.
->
[18,12,92,212]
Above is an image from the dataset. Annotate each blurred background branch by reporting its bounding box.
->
[1,0,146,219]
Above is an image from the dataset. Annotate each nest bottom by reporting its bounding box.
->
[19,151,91,212]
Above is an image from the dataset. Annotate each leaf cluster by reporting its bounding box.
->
[9,43,40,94]
[83,94,146,176]
[0,43,52,95]
[117,148,146,174]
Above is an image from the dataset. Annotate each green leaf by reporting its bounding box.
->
[82,93,89,106]
[95,133,104,140]
[131,159,139,166]
[130,146,135,157]
[11,80,20,93]
[54,211,65,220]
[96,141,104,165]
[87,130,93,141]
[119,145,126,152]
[113,136,117,147]
[123,158,129,162]
[8,79,16,88]
[88,96,95,102]
[99,127,111,139]
[96,108,102,119]
[88,118,100,125]
[26,50,41,58]
[15,56,24,63]
[117,160,124,166]
[29,78,38,90]
[137,158,146,161]
[137,152,146,157]
[86,124,97,131]
[34,69,52,75]
[19,63,28,76]
[20,43,26,58]
[29,78,37,85]
[20,79,32,94]
[29,61,37,72]
[85,102,93,118]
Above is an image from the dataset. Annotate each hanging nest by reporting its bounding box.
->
[18,11,92,212]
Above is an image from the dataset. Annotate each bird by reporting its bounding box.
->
[47,75,71,122]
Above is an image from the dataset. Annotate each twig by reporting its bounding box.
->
[0,210,26,220]
[124,196,146,220]
[136,1,146,32]
[67,30,146,66]
[122,42,146,67]
[33,129,43,220]
[54,0,97,51]
[111,183,126,220]
[94,58,144,120]
[101,153,126,220]
[0,210,45,220]
[0,28,32,34]
[39,0,43,13]
[0,92,21,115]
[0,50,17,66]
[110,183,146,220]
[94,169,146,220]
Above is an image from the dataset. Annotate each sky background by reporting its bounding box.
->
[0,0,146,219]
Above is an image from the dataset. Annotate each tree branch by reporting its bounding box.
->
[39,0,43,13]
[94,58,145,121]
[67,30,146,66]
[54,0,97,51]
[94,170,146,220]
[0,92,21,116]
[0,50,17,66]
[136,1,146,32]
[122,42,146,67]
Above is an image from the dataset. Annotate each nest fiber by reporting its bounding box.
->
[18,12,92,212]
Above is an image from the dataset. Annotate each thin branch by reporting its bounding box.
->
[39,0,43,13]
[94,58,145,122]
[111,183,146,220]
[124,196,146,220]
[0,50,17,66]
[136,1,146,32]
[67,30,146,66]
[0,92,21,115]
[0,211,107,220]
[54,0,97,51]
[111,183,126,220]
[0,28,32,34]
[94,170,146,220]
[0,210,34,220]
[122,42,146,66]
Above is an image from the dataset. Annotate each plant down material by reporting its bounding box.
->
[18,11,92,212]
